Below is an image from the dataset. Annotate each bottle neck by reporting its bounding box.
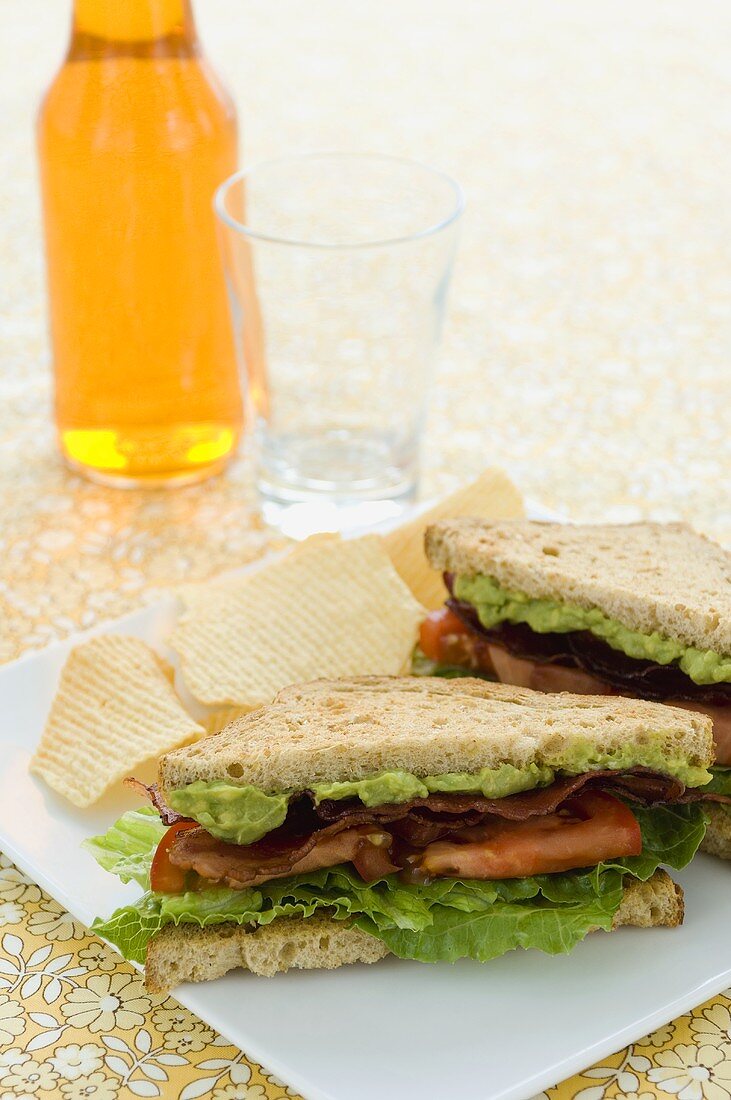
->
[71,0,196,45]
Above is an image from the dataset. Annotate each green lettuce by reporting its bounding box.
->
[83,808,166,889]
[704,766,731,798]
[410,645,495,680]
[87,802,706,966]
[364,891,616,963]
[609,804,707,879]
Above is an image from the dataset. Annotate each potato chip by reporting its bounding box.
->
[31,634,205,807]
[382,467,524,608]
[177,535,339,621]
[170,534,425,709]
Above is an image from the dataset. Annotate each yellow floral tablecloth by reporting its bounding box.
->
[2,858,731,1100]
[2,0,731,1097]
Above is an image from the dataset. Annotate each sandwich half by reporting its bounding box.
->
[423,520,731,857]
[87,676,718,991]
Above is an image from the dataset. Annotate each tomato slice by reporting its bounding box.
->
[419,608,466,661]
[487,644,615,695]
[150,821,198,894]
[407,791,642,880]
[419,608,494,672]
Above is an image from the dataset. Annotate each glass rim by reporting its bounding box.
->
[214,151,465,251]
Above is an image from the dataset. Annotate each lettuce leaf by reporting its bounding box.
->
[410,646,495,680]
[360,892,618,963]
[704,766,731,798]
[618,804,708,876]
[87,802,706,966]
[82,807,166,889]
[89,894,172,965]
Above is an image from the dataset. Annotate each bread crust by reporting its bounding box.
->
[425,519,731,656]
[144,870,684,992]
[145,915,389,993]
[699,803,731,860]
[610,868,684,929]
[158,675,712,793]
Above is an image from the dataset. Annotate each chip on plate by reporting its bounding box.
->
[31,634,204,807]
[382,467,523,608]
[170,534,425,710]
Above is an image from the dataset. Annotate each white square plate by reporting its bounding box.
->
[2,512,730,1100]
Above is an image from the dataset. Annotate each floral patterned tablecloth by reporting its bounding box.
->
[2,0,730,1097]
[2,852,731,1099]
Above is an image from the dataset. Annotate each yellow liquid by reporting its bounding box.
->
[37,3,243,485]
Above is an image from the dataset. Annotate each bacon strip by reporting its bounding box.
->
[675,788,731,806]
[315,770,686,822]
[124,779,189,826]
[169,822,399,888]
[445,587,731,707]
[486,644,614,696]
[313,770,689,847]
[162,769,727,890]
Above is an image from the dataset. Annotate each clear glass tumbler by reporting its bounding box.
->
[215,152,464,535]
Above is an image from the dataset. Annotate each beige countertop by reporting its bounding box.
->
[2,0,729,657]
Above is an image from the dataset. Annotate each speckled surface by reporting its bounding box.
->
[1,0,729,666]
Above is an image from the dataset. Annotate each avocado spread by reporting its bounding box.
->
[313,763,554,806]
[454,574,731,686]
[168,781,289,846]
[167,743,711,847]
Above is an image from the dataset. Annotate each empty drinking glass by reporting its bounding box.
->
[215,152,464,535]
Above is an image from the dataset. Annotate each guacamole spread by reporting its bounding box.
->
[453,574,731,686]
[167,744,711,847]
[168,781,289,846]
[313,763,554,806]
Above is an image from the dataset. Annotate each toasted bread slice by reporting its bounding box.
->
[610,868,684,929]
[145,914,389,992]
[144,870,684,992]
[700,803,731,859]
[424,519,731,656]
[382,468,524,608]
[158,675,712,794]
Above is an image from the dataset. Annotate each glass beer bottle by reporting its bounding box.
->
[37,0,243,485]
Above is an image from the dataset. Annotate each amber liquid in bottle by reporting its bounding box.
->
[37,0,243,485]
